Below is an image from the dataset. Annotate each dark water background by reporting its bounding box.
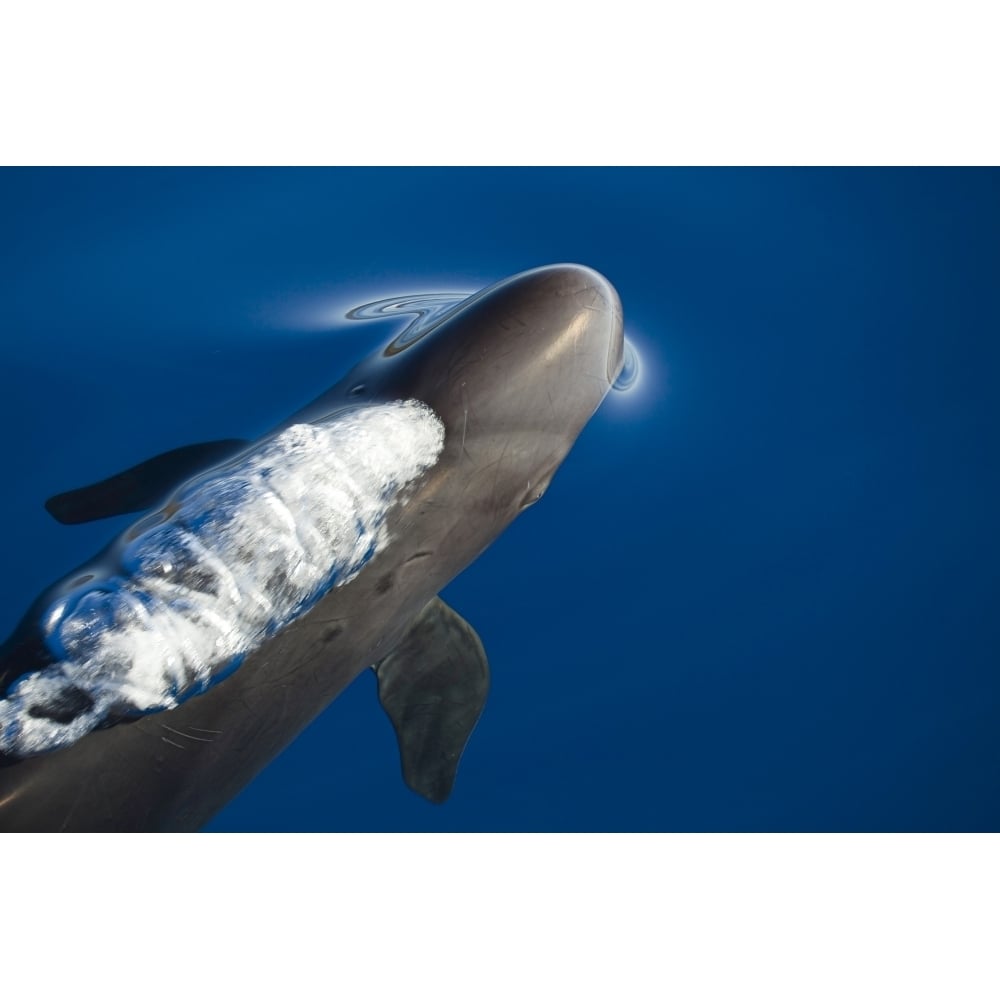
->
[1,168,997,831]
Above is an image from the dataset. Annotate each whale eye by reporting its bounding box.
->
[519,465,558,510]
[519,480,548,509]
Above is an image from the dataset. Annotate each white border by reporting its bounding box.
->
[1,2,998,164]
[4,835,999,997]
[2,4,998,992]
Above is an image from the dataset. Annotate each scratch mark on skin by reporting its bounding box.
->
[459,380,474,464]
[189,727,222,735]
[59,781,87,832]
[161,724,215,743]
[161,736,185,750]
[403,550,434,564]
[491,440,512,514]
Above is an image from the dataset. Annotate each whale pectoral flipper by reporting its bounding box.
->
[373,597,490,805]
[44,439,251,524]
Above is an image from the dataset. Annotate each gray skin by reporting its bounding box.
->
[0,263,624,831]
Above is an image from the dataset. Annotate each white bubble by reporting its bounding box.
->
[0,400,445,759]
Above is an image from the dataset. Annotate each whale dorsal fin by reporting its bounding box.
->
[44,439,251,525]
[374,597,490,804]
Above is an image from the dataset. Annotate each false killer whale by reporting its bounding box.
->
[0,263,625,831]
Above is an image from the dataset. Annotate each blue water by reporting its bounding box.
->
[1,168,998,831]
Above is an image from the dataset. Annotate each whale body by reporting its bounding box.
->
[0,263,624,831]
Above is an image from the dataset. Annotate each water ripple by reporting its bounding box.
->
[347,293,470,354]
[613,340,641,392]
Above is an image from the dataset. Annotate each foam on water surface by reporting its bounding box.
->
[0,400,445,758]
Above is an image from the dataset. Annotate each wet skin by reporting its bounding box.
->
[0,264,624,831]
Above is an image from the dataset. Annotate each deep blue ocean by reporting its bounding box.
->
[1,168,997,831]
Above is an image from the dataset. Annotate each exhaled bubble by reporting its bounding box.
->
[0,402,446,761]
[613,339,641,392]
[347,293,471,355]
